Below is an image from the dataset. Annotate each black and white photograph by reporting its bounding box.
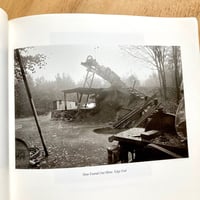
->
[15,45,188,169]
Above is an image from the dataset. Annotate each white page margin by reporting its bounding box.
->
[0,8,8,200]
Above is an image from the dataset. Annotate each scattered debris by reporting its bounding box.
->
[29,147,45,167]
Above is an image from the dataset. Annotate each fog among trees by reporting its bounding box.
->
[15,45,183,118]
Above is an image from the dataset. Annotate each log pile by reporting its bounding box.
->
[113,94,160,129]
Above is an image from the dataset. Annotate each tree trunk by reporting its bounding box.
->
[173,46,181,104]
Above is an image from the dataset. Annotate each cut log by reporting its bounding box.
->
[141,130,160,140]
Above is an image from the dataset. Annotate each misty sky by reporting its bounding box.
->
[28,45,154,84]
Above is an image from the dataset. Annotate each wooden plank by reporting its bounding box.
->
[147,143,183,158]
[113,94,157,128]
[134,103,161,127]
[141,130,160,140]
[108,128,145,143]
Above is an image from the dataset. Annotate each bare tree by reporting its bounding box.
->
[120,45,171,100]
[172,46,182,103]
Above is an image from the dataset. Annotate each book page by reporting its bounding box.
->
[9,14,200,200]
[0,8,8,200]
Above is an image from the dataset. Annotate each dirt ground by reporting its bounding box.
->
[15,114,119,169]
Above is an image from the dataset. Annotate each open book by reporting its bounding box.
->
[1,7,200,200]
